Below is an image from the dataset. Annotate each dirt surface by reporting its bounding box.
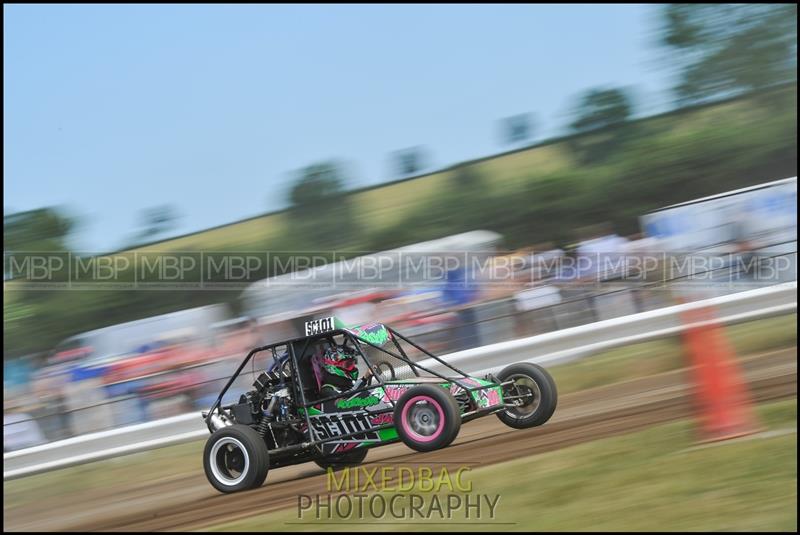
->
[4,348,796,532]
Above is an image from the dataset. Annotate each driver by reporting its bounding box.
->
[317,344,371,398]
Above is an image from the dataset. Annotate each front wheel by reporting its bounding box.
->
[394,385,461,452]
[495,362,557,429]
[203,425,269,493]
[314,447,369,471]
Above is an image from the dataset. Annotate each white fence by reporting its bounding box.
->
[4,282,796,481]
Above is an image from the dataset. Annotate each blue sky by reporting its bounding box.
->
[4,4,673,252]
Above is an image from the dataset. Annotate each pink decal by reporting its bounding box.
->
[370,413,394,425]
[382,385,407,402]
[335,443,358,453]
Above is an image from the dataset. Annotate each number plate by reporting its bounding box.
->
[304,316,336,336]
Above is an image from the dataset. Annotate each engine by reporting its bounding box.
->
[230,369,302,450]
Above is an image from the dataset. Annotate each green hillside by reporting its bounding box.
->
[132,84,796,254]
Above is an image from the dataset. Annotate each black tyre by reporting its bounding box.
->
[439,389,463,448]
[394,385,461,452]
[203,425,269,493]
[495,362,557,429]
[314,447,369,471]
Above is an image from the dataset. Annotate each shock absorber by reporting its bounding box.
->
[258,414,280,448]
[257,396,276,437]
[256,416,270,437]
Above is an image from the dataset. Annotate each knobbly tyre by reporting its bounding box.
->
[201,317,557,493]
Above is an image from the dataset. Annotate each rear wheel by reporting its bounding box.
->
[314,447,369,471]
[203,425,269,493]
[495,362,557,429]
[394,385,461,452]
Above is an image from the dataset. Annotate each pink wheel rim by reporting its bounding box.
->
[400,395,445,443]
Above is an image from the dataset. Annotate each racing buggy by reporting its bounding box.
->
[201,317,557,493]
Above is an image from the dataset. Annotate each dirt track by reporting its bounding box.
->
[4,348,797,532]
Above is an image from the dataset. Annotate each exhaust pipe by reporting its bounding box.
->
[202,410,233,432]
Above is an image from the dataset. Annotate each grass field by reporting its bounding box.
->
[550,313,797,394]
[4,314,795,513]
[209,398,797,532]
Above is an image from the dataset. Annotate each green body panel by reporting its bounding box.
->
[294,377,503,453]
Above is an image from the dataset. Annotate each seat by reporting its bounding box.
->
[290,339,330,403]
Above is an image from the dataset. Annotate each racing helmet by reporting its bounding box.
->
[320,344,360,382]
